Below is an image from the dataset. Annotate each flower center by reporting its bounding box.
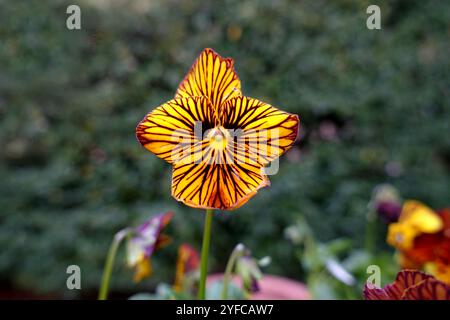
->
[207,126,229,150]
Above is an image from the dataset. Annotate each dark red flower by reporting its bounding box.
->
[364,270,450,300]
[376,201,402,223]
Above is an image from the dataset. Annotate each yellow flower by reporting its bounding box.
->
[387,223,416,250]
[136,48,299,210]
[387,200,443,250]
[399,200,443,232]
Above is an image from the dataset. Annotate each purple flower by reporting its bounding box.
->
[126,212,173,282]
[370,184,402,223]
[376,201,402,223]
[236,255,263,294]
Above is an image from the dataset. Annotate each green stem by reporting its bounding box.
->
[197,209,214,300]
[221,244,244,300]
[365,210,377,254]
[98,229,130,300]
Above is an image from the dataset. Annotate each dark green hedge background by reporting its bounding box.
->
[1,0,449,298]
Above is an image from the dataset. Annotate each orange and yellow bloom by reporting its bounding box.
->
[386,201,450,284]
[136,48,299,210]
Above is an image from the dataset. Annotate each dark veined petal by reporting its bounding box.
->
[220,96,299,166]
[402,278,450,300]
[136,97,215,164]
[364,270,433,300]
[169,96,298,210]
[171,159,270,211]
[175,48,242,109]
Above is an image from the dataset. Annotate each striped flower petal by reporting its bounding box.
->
[175,48,242,109]
[402,277,450,300]
[136,97,216,164]
[136,49,300,210]
[364,270,450,300]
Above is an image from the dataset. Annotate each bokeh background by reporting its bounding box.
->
[1,0,449,299]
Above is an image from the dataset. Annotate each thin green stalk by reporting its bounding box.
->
[98,229,130,300]
[197,209,214,300]
[365,210,377,254]
[221,244,244,300]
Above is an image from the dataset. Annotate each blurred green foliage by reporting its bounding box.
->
[286,215,399,299]
[0,0,449,298]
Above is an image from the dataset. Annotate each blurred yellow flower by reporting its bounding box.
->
[399,200,443,232]
[387,200,443,250]
[387,223,417,250]
[386,202,450,284]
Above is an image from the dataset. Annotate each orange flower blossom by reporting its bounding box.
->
[136,48,299,210]
[387,200,450,284]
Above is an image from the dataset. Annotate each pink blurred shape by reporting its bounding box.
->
[207,274,310,300]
